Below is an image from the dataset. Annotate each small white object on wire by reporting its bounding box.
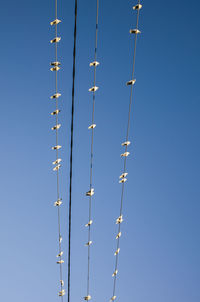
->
[119,172,128,179]
[52,145,62,150]
[54,199,63,207]
[89,86,99,92]
[58,290,66,297]
[86,189,94,196]
[121,141,131,146]
[84,296,92,301]
[116,232,122,239]
[51,124,61,131]
[130,29,141,34]
[112,270,118,277]
[119,178,127,183]
[85,220,93,227]
[126,79,136,86]
[51,109,61,115]
[114,248,120,256]
[88,124,96,129]
[57,260,64,264]
[50,19,61,26]
[50,37,61,43]
[133,4,142,10]
[53,158,62,165]
[121,152,130,157]
[51,61,61,66]
[89,61,100,67]
[85,241,92,246]
[50,66,61,71]
[116,215,123,224]
[56,251,63,257]
[50,93,61,99]
[53,164,61,171]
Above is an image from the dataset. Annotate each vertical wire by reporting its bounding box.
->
[86,0,99,298]
[111,1,142,299]
[68,1,78,302]
[55,0,64,298]
[51,0,64,300]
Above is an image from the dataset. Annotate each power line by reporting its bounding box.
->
[85,1,100,301]
[68,1,78,302]
[110,1,142,301]
[50,0,65,299]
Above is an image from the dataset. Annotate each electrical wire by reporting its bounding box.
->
[68,1,78,302]
[110,1,142,301]
[85,1,99,300]
[50,0,65,300]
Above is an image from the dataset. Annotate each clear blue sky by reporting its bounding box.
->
[0,0,199,301]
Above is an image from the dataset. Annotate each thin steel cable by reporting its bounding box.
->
[86,0,99,299]
[68,1,78,302]
[51,0,64,300]
[111,1,142,300]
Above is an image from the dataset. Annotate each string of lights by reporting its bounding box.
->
[50,0,65,299]
[110,1,142,301]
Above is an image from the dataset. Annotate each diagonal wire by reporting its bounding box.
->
[111,0,142,299]
[68,1,78,302]
[86,0,99,298]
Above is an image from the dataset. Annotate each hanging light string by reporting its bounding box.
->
[84,0,99,301]
[50,0,65,299]
[110,2,142,301]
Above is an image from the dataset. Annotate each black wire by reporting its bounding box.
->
[68,1,78,302]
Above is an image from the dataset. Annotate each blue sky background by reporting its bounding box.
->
[0,0,199,301]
